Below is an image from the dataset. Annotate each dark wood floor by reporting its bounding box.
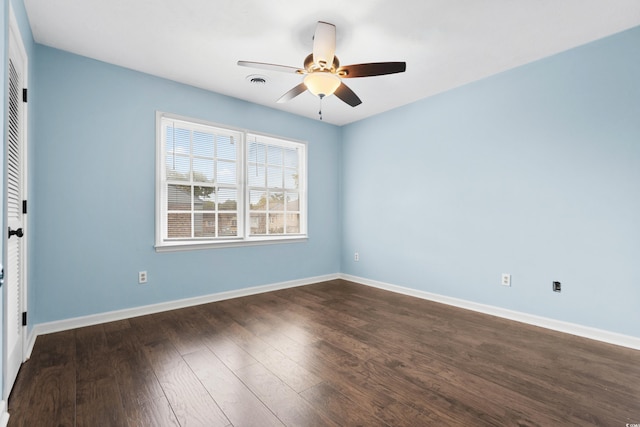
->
[8,279,640,426]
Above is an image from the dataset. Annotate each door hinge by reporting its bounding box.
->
[22,88,28,103]
[22,200,27,214]
[22,312,27,326]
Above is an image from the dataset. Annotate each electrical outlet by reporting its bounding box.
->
[139,271,147,284]
[501,273,511,287]
[553,281,561,292]
[354,252,359,262]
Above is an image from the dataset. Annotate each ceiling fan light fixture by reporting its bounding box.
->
[238,21,406,110]
[304,72,341,98]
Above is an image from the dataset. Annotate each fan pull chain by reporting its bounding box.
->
[318,94,324,121]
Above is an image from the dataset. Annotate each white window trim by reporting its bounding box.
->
[155,111,308,252]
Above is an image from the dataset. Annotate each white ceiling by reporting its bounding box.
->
[24,0,640,126]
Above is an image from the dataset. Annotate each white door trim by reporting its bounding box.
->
[3,3,29,401]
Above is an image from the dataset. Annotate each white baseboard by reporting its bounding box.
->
[31,273,339,342]
[25,327,37,360]
[340,274,640,351]
[0,400,9,427]
[28,272,640,354]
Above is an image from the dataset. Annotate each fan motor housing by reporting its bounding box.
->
[304,53,340,73]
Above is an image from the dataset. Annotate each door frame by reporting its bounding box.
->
[3,3,29,400]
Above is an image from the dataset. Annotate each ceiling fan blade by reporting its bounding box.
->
[237,60,304,74]
[337,62,406,78]
[312,21,336,69]
[334,82,362,107]
[277,83,308,103]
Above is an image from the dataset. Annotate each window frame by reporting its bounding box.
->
[155,112,308,252]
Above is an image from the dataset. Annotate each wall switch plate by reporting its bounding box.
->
[139,271,147,284]
[501,273,511,286]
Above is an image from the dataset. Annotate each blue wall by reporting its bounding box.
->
[341,26,640,337]
[23,12,640,340]
[30,46,341,324]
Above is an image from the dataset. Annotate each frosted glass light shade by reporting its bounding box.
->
[304,72,341,97]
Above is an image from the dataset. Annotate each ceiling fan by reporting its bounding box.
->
[238,21,406,113]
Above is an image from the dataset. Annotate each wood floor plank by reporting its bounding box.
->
[20,329,76,369]
[154,358,229,427]
[76,376,128,427]
[9,330,76,402]
[105,328,164,404]
[372,351,574,426]
[142,338,184,374]
[184,349,284,427]
[379,400,461,427]
[300,381,389,426]
[8,279,640,426]
[203,334,259,372]
[161,307,214,356]
[249,344,322,393]
[7,365,75,427]
[234,362,337,427]
[291,338,464,425]
[123,395,181,427]
[75,324,112,382]
[277,287,369,329]
[8,329,76,426]
[195,302,236,331]
[220,320,276,357]
[365,315,639,424]
[102,318,132,333]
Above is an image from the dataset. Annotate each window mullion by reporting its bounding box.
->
[213,133,218,239]
[190,128,195,239]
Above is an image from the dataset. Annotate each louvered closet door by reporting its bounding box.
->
[4,17,27,398]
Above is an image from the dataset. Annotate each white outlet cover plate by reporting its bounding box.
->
[501,273,511,287]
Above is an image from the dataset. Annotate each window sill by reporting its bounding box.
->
[155,236,308,252]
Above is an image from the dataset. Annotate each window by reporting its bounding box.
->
[247,134,303,236]
[156,112,307,251]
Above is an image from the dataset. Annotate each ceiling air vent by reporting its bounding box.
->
[246,74,268,85]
